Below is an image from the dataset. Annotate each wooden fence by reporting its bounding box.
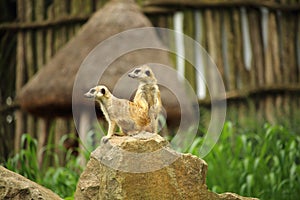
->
[144,0,300,126]
[1,0,300,160]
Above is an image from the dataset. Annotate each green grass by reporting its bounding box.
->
[4,134,85,199]
[187,122,300,200]
[2,122,300,199]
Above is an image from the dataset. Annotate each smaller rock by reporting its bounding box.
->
[219,192,258,200]
[0,166,62,200]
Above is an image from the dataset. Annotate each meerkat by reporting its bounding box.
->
[128,65,162,134]
[84,85,150,140]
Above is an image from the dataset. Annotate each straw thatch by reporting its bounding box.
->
[18,0,184,125]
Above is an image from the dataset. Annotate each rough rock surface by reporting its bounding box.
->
[0,166,62,200]
[75,133,258,200]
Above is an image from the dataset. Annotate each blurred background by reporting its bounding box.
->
[0,0,300,199]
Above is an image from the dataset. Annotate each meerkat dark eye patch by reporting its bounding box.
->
[90,88,96,93]
[101,88,106,95]
[145,70,150,76]
[134,69,141,74]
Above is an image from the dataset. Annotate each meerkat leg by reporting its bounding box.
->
[148,106,159,133]
[102,121,116,143]
[107,121,116,138]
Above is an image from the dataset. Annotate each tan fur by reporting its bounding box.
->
[84,85,149,139]
[128,65,162,133]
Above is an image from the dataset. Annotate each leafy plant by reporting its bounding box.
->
[4,133,85,199]
[186,122,300,200]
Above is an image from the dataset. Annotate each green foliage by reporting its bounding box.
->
[4,133,85,199]
[187,122,300,200]
[3,122,300,200]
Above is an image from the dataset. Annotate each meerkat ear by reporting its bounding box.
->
[145,70,151,76]
[101,88,106,95]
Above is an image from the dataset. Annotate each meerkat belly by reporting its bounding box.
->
[108,99,128,117]
[108,99,137,132]
[140,88,155,107]
[116,119,136,133]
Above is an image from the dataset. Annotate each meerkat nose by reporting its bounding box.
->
[84,92,94,98]
[128,73,134,78]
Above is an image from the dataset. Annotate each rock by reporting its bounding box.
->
[75,133,258,200]
[0,166,62,200]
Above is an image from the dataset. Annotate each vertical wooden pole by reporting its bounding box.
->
[184,10,196,90]
[38,118,50,167]
[24,0,37,137]
[55,118,68,165]
[79,111,91,164]
[15,0,26,152]
[222,9,233,91]
[35,0,45,70]
[233,8,248,90]
[205,9,219,96]
[248,9,264,87]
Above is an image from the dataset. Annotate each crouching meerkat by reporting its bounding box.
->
[84,85,150,140]
[128,65,162,134]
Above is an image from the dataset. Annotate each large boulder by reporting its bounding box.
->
[75,133,258,200]
[0,166,62,200]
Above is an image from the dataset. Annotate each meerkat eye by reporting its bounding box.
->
[134,69,141,74]
[101,88,106,95]
[90,88,96,93]
[145,70,150,76]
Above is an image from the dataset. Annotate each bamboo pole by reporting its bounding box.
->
[204,9,223,96]
[248,9,264,86]
[287,14,297,83]
[232,8,249,89]
[263,9,277,123]
[269,10,282,122]
[54,0,67,51]
[55,118,68,165]
[45,5,54,60]
[15,0,26,152]
[194,10,207,99]
[37,118,50,167]
[240,8,255,88]
[70,0,86,34]
[213,9,224,82]
[263,10,274,85]
[35,0,45,70]
[269,11,281,83]
[297,13,300,82]
[167,13,177,70]
[24,0,36,138]
[222,9,235,91]
[36,2,54,166]
[183,10,196,90]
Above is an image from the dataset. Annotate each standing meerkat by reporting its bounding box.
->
[84,85,150,140]
[128,65,162,133]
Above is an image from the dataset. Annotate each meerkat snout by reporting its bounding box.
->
[84,89,95,98]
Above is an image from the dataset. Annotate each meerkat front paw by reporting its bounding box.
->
[102,136,111,144]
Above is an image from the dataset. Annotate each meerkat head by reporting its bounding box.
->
[84,85,111,100]
[128,65,156,84]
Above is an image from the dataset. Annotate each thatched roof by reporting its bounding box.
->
[18,0,186,125]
